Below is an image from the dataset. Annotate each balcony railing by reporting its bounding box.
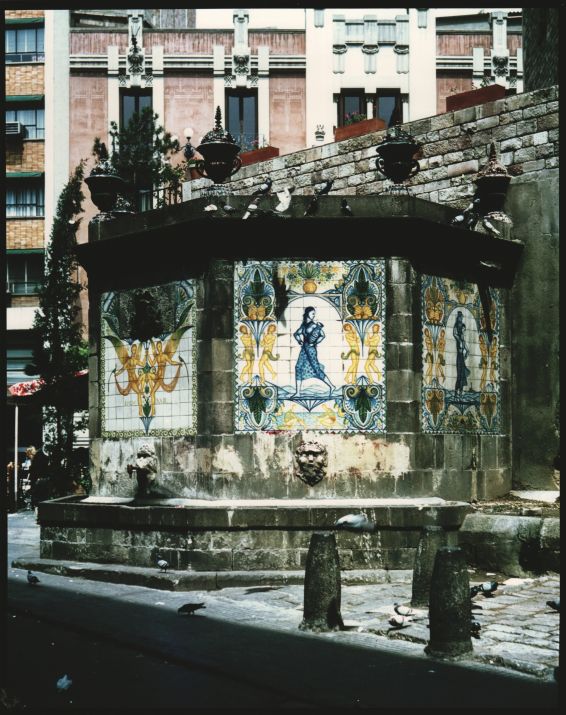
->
[125,183,183,213]
[6,52,45,63]
[6,281,42,295]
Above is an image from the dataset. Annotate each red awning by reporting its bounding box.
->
[8,370,88,398]
[8,378,45,397]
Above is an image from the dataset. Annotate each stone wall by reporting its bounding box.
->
[191,85,559,207]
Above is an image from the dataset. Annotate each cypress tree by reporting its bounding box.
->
[28,162,89,496]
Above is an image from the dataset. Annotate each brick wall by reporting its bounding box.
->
[193,86,558,208]
[6,141,45,173]
[6,220,45,250]
[10,295,40,308]
[5,9,44,19]
[6,64,44,96]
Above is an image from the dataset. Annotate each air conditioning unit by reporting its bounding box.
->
[5,121,24,137]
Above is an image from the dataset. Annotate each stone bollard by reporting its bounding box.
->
[411,525,447,608]
[425,546,472,658]
[299,532,344,632]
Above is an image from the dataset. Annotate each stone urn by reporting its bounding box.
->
[474,142,512,217]
[195,106,242,184]
[85,162,130,216]
[375,126,422,189]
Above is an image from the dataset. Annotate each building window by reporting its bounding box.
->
[226,90,258,151]
[337,89,366,127]
[375,91,402,128]
[5,107,45,139]
[6,182,44,218]
[6,253,44,296]
[5,26,45,63]
[120,89,152,129]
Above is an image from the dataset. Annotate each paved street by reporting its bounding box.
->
[6,510,560,708]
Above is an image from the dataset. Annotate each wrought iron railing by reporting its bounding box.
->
[122,183,183,213]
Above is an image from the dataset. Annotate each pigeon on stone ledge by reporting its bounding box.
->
[251,177,273,198]
[27,570,40,585]
[334,513,377,533]
[178,603,206,616]
[340,198,354,217]
[156,555,169,573]
[547,599,560,613]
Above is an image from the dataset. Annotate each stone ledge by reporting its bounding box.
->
[11,556,412,591]
[38,496,471,530]
[458,514,560,577]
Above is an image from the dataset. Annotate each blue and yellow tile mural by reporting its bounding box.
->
[421,276,500,434]
[234,260,386,433]
[100,280,196,437]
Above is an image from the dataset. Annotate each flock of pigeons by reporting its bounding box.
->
[201,177,357,220]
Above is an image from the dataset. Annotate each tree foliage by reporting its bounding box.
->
[28,161,89,495]
[92,107,182,191]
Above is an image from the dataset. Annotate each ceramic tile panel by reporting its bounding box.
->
[100,280,196,437]
[421,275,500,434]
[234,260,386,433]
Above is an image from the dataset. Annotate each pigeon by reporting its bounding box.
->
[245,586,281,594]
[394,604,414,617]
[450,197,481,230]
[156,555,169,572]
[470,581,498,598]
[340,198,354,217]
[27,570,40,585]
[275,186,294,212]
[204,204,218,212]
[470,619,481,639]
[221,203,237,215]
[304,179,334,216]
[178,602,206,615]
[334,513,377,533]
[547,599,560,612]
[481,216,501,236]
[251,177,273,198]
[316,179,334,197]
[56,674,72,692]
[242,202,257,220]
[388,614,411,629]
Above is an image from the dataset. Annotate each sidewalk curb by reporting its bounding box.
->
[11,556,412,591]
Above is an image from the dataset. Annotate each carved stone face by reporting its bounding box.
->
[135,443,157,478]
[294,441,328,486]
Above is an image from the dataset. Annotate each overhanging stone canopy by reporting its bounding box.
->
[78,195,523,291]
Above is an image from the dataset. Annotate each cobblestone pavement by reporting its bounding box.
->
[169,569,560,681]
